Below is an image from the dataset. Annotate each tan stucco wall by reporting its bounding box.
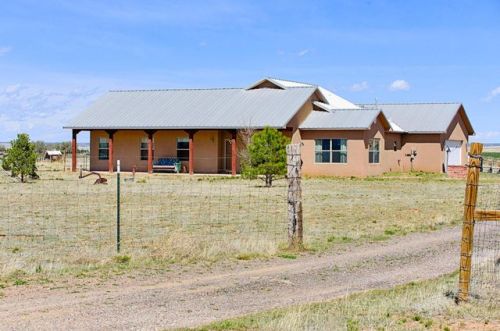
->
[287,97,315,144]
[300,116,392,177]
[301,129,365,177]
[90,130,114,172]
[90,130,221,173]
[398,112,469,173]
[400,134,443,172]
[383,132,403,173]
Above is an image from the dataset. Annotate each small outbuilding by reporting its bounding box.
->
[45,150,63,161]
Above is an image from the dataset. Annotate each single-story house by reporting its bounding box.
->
[64,77,474,177]
[44,150,63,161]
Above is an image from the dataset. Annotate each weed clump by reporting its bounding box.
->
[114,255,131,264]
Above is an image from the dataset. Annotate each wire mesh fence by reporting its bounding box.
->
[118,175,288,257]
[469,179,499,302]
[2,153,495,279]
[0,169,288,275]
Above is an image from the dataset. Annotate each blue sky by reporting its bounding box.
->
[0,0,499,143]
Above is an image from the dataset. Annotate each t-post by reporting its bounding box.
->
[116,160,121,253]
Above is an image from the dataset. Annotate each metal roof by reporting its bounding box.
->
[299,109,382,130]
[360,103,467,134]
[264,78,360,109]
[64,86,317,130]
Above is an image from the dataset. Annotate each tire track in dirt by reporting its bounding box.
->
[0,227,461,330]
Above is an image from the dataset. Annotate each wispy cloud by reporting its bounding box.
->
[475,131,500,139]
[297,49,310,57]
[0,84,101,141]
[199,41,208,47]
[389,79,410,91]
[350,81,369,92]
[0,46,12,56]
[482,86,500,102]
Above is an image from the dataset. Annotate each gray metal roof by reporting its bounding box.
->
[64,87,317,130]
[299,109,382,130]
[360,103,464,133]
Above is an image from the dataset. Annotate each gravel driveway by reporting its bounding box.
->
[0,227,461,330]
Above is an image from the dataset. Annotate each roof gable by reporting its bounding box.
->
[249,77,359,109]
[300,109,390,131]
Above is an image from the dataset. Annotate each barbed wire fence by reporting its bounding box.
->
[458,143,499,303]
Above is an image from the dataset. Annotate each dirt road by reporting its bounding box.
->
[1,227,461,330]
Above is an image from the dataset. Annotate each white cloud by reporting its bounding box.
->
[4,84,21,94]
[350,81,369,92]
[0,85,101,141]
[389,79,410,91]
[297,49,310,57]
[482,86,500,102]
[0,46,12,56]
[199,41,208,47]
[475,131,500,139]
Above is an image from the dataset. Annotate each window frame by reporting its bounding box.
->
[98,137,109,160]
[368,138,380,164]
[176,137,189,161]
[314,138,348,164]
[140,137,154,161]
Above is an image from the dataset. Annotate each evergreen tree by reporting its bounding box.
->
[243,127,289,187]
[2,133,38,182]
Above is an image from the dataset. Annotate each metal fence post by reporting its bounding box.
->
[117,160,121,253]
[457,143,482,302]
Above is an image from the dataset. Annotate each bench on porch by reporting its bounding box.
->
[152,157,182,173]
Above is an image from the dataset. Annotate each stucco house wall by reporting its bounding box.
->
[398,112,469,173]
[301,129,366,177]
[382,132,403,173]
[300,116,395,177]
[399,134,443,172]
[90,129,222,173]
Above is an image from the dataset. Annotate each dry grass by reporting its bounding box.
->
[1,160,498,281]
[193,272,499,331]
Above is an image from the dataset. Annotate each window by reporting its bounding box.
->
[176,138,189,161]
[98,138,109,160]
[315,139,347,163]
[140,138,154,160]
[369,139,380,164]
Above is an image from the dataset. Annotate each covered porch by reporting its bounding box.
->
[71,129,239,175]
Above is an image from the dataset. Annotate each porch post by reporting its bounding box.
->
[145,130,156,174]
[186,130,198,175]
[71,129,80,172]
[231,130,237,176]
[106,130,116,173]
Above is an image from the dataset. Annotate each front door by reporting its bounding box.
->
[224,139,232,172]
[445,140,462,171]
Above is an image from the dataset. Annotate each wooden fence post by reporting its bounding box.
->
[457,142,483,302]
[287,143,303,248]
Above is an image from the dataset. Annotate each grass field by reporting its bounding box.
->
[1,160,498,282]
[194,272,499,331]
